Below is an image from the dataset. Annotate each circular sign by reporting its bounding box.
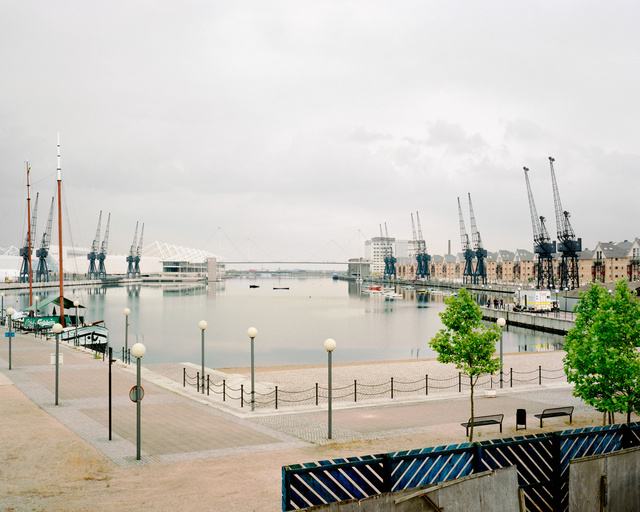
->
[129,385,144,402]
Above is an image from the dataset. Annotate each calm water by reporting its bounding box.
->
[7,277,564,367]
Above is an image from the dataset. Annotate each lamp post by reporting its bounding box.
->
[34,295,40,337]
[199,320,208,393]
[73,300,79,346]
[324,338,336,439]
[123,308,130,362]
[131,342,146,460]
[247,327,257,410]
[496,317,506,389]
[6,307,14,369]
[1,292,4,325]
[52,323,63,405]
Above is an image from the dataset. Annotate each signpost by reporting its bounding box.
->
[129,385,144,402]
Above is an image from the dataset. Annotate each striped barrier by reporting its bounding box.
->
[282,422,640,511]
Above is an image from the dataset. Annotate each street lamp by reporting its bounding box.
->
[324,338,337,439]
[6,307,14,369]
[123,308,131,362]
[52,323,63,405]
[247,327,257,410]
[131,342,146,460]
[199,320,208,393]
[73,300,79,346]
[496,317,506,389]
[1,292,4,325]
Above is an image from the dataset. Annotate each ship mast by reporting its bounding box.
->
[57,134,65,327]
[26,161,33,310]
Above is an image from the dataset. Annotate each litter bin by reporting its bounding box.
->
[516,408,526,431]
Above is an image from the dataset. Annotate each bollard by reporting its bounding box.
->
[223,380,226,402]
[354,380,357,402]
[197,371,200,393]
[459,373,462,392]
[315,383,318,406]
[510,368,513,388]
[207,375,210,396]
[391,377,394,399]
[183,367,186,387]
[275,386,278,410]
[241,384,244,407]
[425,374,428,395]
[539,366,542,385]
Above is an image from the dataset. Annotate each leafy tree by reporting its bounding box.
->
[564,280,640,425]
[429,288,502,441]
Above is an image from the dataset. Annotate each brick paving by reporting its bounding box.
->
[2,325,626,467]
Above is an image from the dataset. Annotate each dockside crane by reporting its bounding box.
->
[458,197,475,284]
[133,223,144,277]
[35,197,55,282]
[19,193,39,283]
[126,222,139,278]
[97,213,110,279]
[549,156,582,289]
[468,193,487,285]
[87,212,102,280]
[524,167,556,289]
[412,212,430,279]
[382,223,396,279]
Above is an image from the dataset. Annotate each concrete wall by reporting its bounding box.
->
[301,466,521,511]
[482,307,574,335]
[569,446,640,512]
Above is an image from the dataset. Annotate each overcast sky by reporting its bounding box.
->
[1,1,638,264]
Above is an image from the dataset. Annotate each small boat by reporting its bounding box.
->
[249,285,260,289]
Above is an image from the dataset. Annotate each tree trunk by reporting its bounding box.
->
[602,411,606,426]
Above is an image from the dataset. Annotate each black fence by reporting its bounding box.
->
[181,366,567,409]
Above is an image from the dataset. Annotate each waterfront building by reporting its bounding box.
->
[591,240,639,283]
[364,236,395,275]
[496,250,515,282]
[0,241,219,282]
[348,258,372,278]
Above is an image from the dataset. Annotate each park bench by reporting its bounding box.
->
[534,406,574,427]
[460,414,504,437]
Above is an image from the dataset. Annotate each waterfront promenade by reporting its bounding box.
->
[1,326,633,511]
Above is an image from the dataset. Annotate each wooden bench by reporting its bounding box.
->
[460,414,504,437]
[534,406,574,427]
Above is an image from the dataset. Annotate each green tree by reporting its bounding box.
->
[564,280,640,425]
[429,288,502,441]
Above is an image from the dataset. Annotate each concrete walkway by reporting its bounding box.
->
[0,325,622,470]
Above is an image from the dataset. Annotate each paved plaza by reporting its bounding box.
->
[2,326,634,510]
[1,327,604,464]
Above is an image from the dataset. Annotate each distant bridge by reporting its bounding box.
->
[222,261,349,265]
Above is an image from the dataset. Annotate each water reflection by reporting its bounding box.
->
[4,278,565,367]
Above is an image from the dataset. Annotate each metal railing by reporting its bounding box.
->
[180,366,567,410]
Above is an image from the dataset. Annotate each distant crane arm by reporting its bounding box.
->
[468,193,483,250]
[100,213,111,255]
[136,223,144,257]
[457,197,470,251]
[549,156,575,243]
[41,197,54,250]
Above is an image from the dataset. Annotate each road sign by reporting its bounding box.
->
[4,332,15,337]
[129,385,144,402]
